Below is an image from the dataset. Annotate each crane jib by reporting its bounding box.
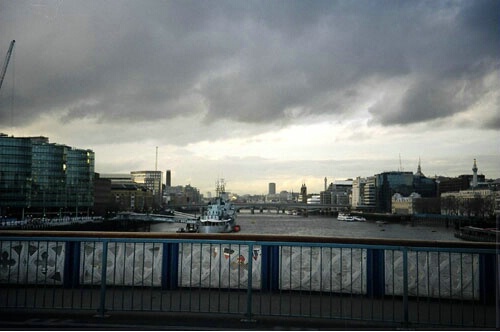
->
[0,40,15,92]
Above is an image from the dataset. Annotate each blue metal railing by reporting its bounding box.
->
[0,231,497,328]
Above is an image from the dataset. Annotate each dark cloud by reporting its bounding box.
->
[0,0,498,130]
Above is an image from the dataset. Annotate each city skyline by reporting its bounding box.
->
[1,1,498,195]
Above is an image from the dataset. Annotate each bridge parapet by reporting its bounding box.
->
[0,231,496,328]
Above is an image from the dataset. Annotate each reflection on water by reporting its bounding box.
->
[150,211,460,242]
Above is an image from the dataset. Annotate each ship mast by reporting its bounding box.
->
[215,178,225,197]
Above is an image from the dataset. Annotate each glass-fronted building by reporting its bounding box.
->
[130,171,162,207]
[375,171,414,213]
[375,171,437,213]
[0,134,94,219]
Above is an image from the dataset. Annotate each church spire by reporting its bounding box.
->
[416,157,424,177]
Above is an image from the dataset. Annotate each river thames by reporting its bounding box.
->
[150,211,461,242]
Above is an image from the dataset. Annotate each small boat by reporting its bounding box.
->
[338,213,366,222]
[338,213,354,221]
[454,226,498,242]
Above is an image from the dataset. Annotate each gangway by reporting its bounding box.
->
[111,211,199,224]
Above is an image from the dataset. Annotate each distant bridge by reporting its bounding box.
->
[111,203,351,224]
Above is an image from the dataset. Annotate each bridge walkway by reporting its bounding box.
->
[1,285,496,330]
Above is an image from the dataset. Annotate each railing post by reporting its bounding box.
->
[261,245,279,292]
[243,243,256,323]
[63,241,81,288]
[162,242,179,290]
[402,247,409,327]
[479,252,497,305]
[366,248,385,298]
[96,240,109,317]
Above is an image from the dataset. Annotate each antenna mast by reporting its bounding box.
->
[155,146,158,172]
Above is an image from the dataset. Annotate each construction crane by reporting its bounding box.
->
[0,40,15,92]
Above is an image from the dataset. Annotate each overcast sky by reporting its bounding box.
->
[0,0,498,195]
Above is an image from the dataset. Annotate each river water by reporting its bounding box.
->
[150,211,461,242]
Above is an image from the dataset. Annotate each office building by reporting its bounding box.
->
[375,171,414,213]
[0,134,94,219]
[131,170,162,206]
[268,182,276,195]
[351,177,376,211]
[320,180,352,205]
[166,169,171,187]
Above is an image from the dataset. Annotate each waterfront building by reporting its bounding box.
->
[307,195,321,204]
[351,177,365,208]
[320,180,352,206]
[439,160,497,219]
[93,173,111,217]
[375,161,437,213]
[363,177,377,210]
[351,176,376,212]
[131,170,162,207]
[100,173,133,182]
[375,171,414,213]
[437,174,486,194]
[110,182,154,212]
[299,183,307,203]
[164,184,202,205]
[441,189,496,219]
[0,134,94,219]
[392,192,421,215]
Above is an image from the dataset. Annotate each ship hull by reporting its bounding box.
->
[198,224,232,233]
[198,217,235,233]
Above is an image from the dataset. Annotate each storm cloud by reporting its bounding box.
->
[0,1,499,194]
[1,0,498,131]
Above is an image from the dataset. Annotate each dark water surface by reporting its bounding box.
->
[150,211,460,242]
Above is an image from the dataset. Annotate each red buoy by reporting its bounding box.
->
[233,225,240,232]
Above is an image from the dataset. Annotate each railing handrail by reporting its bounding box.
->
[0,229,496,250]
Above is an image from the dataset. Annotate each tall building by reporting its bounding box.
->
[351,177,365,208]
[166,169,171,187]
[0,134,94,219]
[363,177,377,209]
[268,182,276,195]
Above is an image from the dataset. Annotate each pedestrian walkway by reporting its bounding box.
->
[0,309,404,330]
[1,285,497,330]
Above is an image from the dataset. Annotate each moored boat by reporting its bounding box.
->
[454,226,498,242]
[177,179,241,234]
[198,197,239,233]
[338,213,366,222]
